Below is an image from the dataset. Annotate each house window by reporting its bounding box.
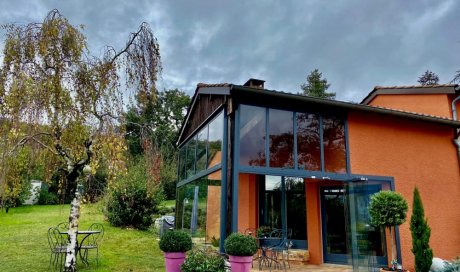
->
[323,115,346,173]
[240,105,266,166]
[186,136,197,177]
[178,110,224,182]
[196,127,207,172]
[208,111,223,168]
[176,171,222,244]
[269,109,294,168]
[297,113,321,171]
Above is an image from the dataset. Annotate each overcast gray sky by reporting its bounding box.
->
[1,0,459,102]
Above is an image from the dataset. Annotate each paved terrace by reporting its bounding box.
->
[250,263,353,271]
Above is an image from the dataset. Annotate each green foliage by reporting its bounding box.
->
[124,88,191,200]
[369,190,408,228]
[418,70,439,86]
[256,226,272,237]
[224,233,258,256]
[37,188,58,205]
[159,230,192,252]
[181,249,226,272]
[105,159,163,230]
[410,187,433,272]
[300,69,336,99]
[210,236,220,247]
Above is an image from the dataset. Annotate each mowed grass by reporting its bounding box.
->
[0,204,165,272]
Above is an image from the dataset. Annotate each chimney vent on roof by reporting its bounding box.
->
[243,78,265,89]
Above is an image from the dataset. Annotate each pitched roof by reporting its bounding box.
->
[361,84,459,105]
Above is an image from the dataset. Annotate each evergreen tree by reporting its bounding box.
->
[300,69,336,99]
[410,187,433,272]
[418,70,439,85]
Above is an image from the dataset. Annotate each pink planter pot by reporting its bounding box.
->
[228,255,253,272]
[164,252,186,272]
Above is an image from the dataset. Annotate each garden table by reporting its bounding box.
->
[255,237,283,271]
[58,229,101,265]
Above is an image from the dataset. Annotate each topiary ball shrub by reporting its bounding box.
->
[369,190,408,228]
[224,233,258,256]
[181,249,226,272]
[159,230,192,253]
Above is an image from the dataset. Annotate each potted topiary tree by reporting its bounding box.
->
[159,230,193,272]
[224,233,258,272]
[369,190,408,271]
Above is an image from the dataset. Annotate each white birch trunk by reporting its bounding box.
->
[64,191,82,272]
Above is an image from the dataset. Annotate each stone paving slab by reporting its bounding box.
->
[250,262,353,272]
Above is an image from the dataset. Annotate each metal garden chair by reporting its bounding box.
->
[47,227,67,271]
[79,223,104,266]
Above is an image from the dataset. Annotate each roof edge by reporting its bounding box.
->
[361,84,459,105]
[232,85,460,128]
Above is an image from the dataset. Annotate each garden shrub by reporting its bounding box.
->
[181,249,226,272]
[224,233,258,256]
[105,159,163,230]
[159,230,192,252]
[38,188,59,205]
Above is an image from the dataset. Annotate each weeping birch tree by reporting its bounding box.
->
[0,10,161,271]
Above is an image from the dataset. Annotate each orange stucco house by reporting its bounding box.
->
[175,79,460,271]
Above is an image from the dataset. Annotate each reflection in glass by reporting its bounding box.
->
[186,137,197,177]
[285,177,307,245]
[208,112,223,168]
[178,146,187,181]
[196,127,207,172]
[269,109,294,168]
[240,105,266,166]
[263,176,282,229]
[323,116,346,173]
[297,113,321,171]
[175,171,222,245]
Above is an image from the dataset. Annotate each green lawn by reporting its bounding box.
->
[0,204,165,272]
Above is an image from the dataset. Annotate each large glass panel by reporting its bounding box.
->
[208,112,223,168]
[186,136,197,178]
[177,183,196,230]
[178,146,187,181]
[240,105,266,166]
[321,187,348,264]
[285,177,307,248]
[269,109,294,168]
[323,115,346,173]
[297,113,321,171]
[196,127,207,172]
[175,171,222,245]
[263,175,282,229]
[345,181,388,270]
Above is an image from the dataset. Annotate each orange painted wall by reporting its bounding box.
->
[238,173,258,231]
[369,94,452,118]
[306,180,322,264]
[348,111,460,270]
[206,186,221,241]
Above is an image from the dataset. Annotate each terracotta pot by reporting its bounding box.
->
[228,255,253,272]
[164,252,186,272]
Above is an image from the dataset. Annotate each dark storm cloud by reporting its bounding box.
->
[1,0,459,102]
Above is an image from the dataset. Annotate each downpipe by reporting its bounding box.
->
[452,86,460,166]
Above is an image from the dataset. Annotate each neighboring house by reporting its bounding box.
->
[175,79,460,270]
